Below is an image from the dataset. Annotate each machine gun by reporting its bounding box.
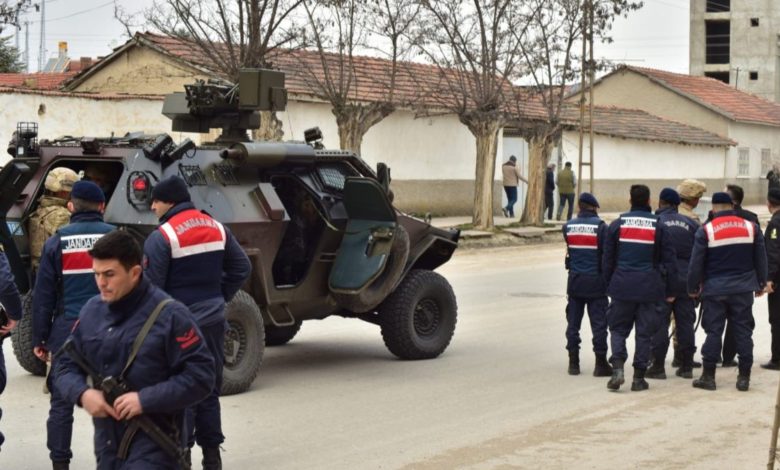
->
[59,339,191,470]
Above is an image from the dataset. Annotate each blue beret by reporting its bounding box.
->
[712,192,733,205]
[70,180,105,203]
[578,192,599,208]
[152,175,191,204]
[659,187,680,205]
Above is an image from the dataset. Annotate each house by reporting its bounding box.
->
[567,65,780,204]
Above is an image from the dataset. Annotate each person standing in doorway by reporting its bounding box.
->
[556,162,576,221]
[545,163,556,220]
[501,156,527,218]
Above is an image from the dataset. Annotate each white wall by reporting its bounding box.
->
[560,131,728,180]
[727,121,780,178]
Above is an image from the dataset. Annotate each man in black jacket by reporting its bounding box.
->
[763,188,780,370]
[545,163,556,220]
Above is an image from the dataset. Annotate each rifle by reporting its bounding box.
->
[60,338,191,470]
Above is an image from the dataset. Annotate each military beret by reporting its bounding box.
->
[677,179,707,199]
[70,180,105,203]
[659,187,680,205]
[578,192,599,208]
[711,192,733,205]
[44,167,80,193]
[769,188,780,206]
[152,175,191,204]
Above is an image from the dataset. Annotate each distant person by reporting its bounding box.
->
[689,192,767,392]
[768,163,780,193]
[501,155,527,218]
[676,179,707,224]
[545,163,556,220]
[562,192,611,377]
[556,162,576,221]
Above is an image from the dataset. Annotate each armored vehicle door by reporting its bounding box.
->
[328,177,404,296]
[0,159,38,292]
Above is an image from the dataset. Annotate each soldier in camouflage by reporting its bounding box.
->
[29,167,80,271]
[676,179,707,224]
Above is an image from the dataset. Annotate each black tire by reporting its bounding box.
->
[265,321,302,346]
[379,269,457,360]
[333,225,410,313]
[221,291,264,396]
[11,293,46,376]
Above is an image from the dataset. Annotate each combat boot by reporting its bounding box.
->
[736,371,750,392]
[52,462,69,470]
[593,353,612,377]
[568,351,580,376]
[671,349,681,368]
[645,359,666,379]
[607,360,624,391]
[692,366,716,391]
[676,354,694,379]
[631,367,649,391]
[203,446,222,470]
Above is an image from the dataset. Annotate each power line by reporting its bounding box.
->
[27,0,116,24]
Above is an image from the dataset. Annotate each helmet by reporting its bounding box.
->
[44,167,80,193]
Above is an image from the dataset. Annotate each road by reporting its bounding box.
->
[1,243,779,469]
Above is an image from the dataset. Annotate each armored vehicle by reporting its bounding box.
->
[1,69,459,395]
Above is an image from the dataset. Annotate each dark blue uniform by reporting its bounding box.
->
[688,211,767,375]
[603,206,676,369]
[143,202,250,449]
[562,211,608,355]
[0,247,23,449]
[33,211,114,464]
[54,277,215,469]
[651,206,698,368]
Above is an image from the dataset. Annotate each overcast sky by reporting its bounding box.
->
[9,0,691,75]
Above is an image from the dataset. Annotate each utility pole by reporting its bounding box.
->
[577,0,587,189]
[24,21,30,72]
[587,0,595,193]
[37,0,45,72]
[578,0,594,193]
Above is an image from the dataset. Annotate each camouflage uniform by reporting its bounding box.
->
[29,168,79,270]
[677,179,707,225]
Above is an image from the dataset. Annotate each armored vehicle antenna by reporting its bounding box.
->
[162,68,287,143]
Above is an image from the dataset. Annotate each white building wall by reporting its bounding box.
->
[726,121,780,178]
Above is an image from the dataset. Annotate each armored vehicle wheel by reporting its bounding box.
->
[332,226,410,314]
[379,269,457,360]
[12,293,46,376]
[221,291,264,396]
[265,321,302,346]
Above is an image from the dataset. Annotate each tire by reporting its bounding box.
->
[11,293,46,376]
[221,291,264,396]
[379,269,457,360]
[265,321,302,346]
[333,225,410,313]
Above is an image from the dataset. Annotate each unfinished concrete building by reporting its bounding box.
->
[690,0,780,102]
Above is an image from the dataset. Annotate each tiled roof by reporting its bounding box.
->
[0,86,163,101]
[563,106,735,147]
[0,73,75,90]
[618,66,780,127]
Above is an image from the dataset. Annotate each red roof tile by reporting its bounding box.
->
[619,66,780,127]
[0,72,75,90]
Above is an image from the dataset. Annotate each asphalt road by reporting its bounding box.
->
[1,243,779,469]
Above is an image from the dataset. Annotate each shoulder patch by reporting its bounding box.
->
[772,228,777,240]
[176,327,200,350]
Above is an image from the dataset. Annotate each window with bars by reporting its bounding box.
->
[762,148,772,174]
[738,147,750,176]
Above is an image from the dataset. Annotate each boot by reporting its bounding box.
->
[607,360,625,391]
[52,462,69,470]
[631,367,649,391]
[676,353,694,379]
[645,359,667,379]
[736,372,750,392]
[593,353,613,377]
[760,360,780,370]
[671,349,681,368]
[202,446,222,470]
[692,366,716,391]
[568,351,580,376]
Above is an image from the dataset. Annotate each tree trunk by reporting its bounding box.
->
[337,112,365,155]
[335,102,395,156]
[469,120,501,230]
[521,133,553,226]
[256,111,284,141]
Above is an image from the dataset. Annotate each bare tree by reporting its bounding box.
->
[414,0,529,230]
[513,0,641,225]
[123,0,305,140]
[0,1,32,34]
[296,0,419,155]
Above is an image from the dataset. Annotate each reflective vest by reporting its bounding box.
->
[616,211,658,272]
[564,216,603,274]
[158,208,227,305]
[58,220,114,319]
[704,215,755,278]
